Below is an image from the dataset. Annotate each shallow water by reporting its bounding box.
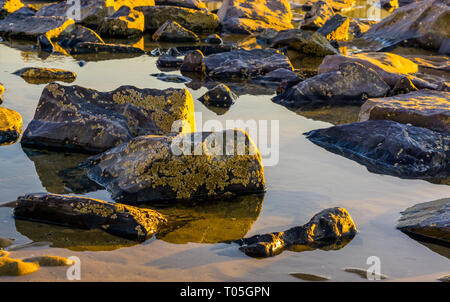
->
[0,3,449,281]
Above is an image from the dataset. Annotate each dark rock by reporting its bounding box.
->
[155,0,207,10]
[205,33,222,44]
[236,207,357,257]
[69,41,145,54]
[157,55,183,68]
[0,107,22,146]
[0,0,24,19]
[167,47,182,56]
[439,38,450,55]
[56,24,104,50]
[169,44,235,56]
[13,193,167,241]
[98,6,144,38]
[437,81,450,92]
[198,84,237,108]
[359,89,450,133]
[0,82,4,104]
[390,76,418,95]
[78,60,86,67]
[83,129,266,204]
[151,73,191,83]
[180,49,205,73]
[301,0,334,30]
[304,120,450,180]
[21,83,195,153]
[381,0,399,9]
[253,68,302,87]
[13,67,76,84]
[317,13,349,42]
[152,20,199,42]
[149,47,162,56]
[397,198,449,245]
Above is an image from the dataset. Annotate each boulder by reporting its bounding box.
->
[13,193,167,241]
[83,129,266,204]
[21,83,195,153]
[349,19,375,38]
[69,41,145,54]
[236,207,357,257]
[205,33,222,44]
[397,198,449,245]
[0,107,22,145]
[0,0,24,19]
[390,76,418,95]
[22,256,74,267]
[439,38,450,55]
[381,0,399,9]
[98,6,144,38]
[54,24,104,49]
[362,0,450,51]
[253,68,301,87]
[157,55,183,68]
[0,257,39,276]
[13,67,76,84]
[301,0,334,30]
[317,14,349,42]
[304,120,450,180]
[203,48,294,79]
[198,84,237,108]
[359,90,450,133]
[217,0,294,34]
[273,62,390,108]
[152,20,199,42]
[270,29,339,57]
[438,81,450,92]
[180,49,205,73]
[155,0,207,10]
[135,5,220,32]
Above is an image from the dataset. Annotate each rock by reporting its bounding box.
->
[349,19,375,38]
[0,237,14,248]
[0,0,24,19]
[362,0,450,51]
[0,82,4,104]
[438,275,450,282]
[217,0,294,34]
[199,84,237,108]
[52,24,104,50]
[205,33,222,44]
[390,76,418,95]
[289,272,331,281]
[359,90,450,133]
[236,207,357,257]
[304,120,450,180]
[14,193,167,241]
[317,14,349,42]
[157,55,183,68]
[203,48,294,79]
[151,73,191,83]
[170,44,235,56]
[301,0,334,30]
[327,0,356,11]
[270,29,339,57]
[180,49,205,73]
[21,83,195,153]
[344,267,389,280]
[253,68,301,87]
[381,0,399,9]
[83,129,266,204]
[135,5,220,32]
[0,257,39,276]
[397,198,449,245]
[439,38,450,55]
[69,41,145,54]
[318,52,435,89]
[155,0,207,10]
[22,256,74,266]
[0,107,22,145]
[98,6,144,38]
[437,81,450,92]
[13,67,76,84]
[274,62,390,108]
[152,20,199,42]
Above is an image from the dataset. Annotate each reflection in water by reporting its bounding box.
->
[401,232,450,259]
[293,105,361,125]
[153,194,264,244]
[22,148,103,194]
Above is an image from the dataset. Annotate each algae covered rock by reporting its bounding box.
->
[317,14,349,42]
[155,0,207,10]
[152,20,199,42]
[13,67,76,84]
[40,24,104,53]
[301,0,334,30]
[21,83,195,153]
[0,0,24,19]
[98,6,144,38]
[84,129,266,204]
[237,207,357,257]
[22,255,74,266]
[14,193,167,241]
[198,84,237,108]
[0,107,22,145]
[359,90,450,133]
[0,257,39,276]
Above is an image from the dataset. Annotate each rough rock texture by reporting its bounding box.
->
[397,198,449,245]
[362,0,450,51]
[359,90,450,133]
[98,6,144,38]
[318,53,435,89]
[40,24,104,53]
[180,50,205,73]
[14,193,167,241]
[199,84,237,108]
[390,76,418,96]
[203,49,294,79]
[0,257,39,276]
[270,29,339,57]
[304,120,450,180]
[152,20,199,42]
[0,0,24,19]
[217,0,293,34]
[21,83,195,153]
[13,67,76,84]
[301,0,334,30]
[136,5,219,32]
[84,129,266,204]
[317,14,349,42]
[0,107,22,145]
[274,62,390,108]
[69,41,145,54]
[236,207,357,257]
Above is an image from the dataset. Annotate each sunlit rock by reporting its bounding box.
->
[0,257,39,276]
[152,20,199,42]
[0,107,22,146]
[0,0,24,19]
[198,84,237,108]
[381,0,399,10]
[317,14,349,42]
[98,6,144,38]
[155,0,207,10]
[0,82,4,104]
[22,256,74,266]
[301,0,334,30]
[13,67,76,84]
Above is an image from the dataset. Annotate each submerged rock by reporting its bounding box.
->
[317,14,349,42]
[397,198,449,245]
[0,107,22,145]
[84,129,266,204]
[289,272,330,281]
[344,267,389,280]
[198,84,237,108]
[236,207,357,257]
[14,193,167,241]
[301,0,334,30]
[304,120,450,181]
[69,41,145,54]
[151,73,191,83]
[21,83,195,153]
[98,6,144,38]
[217,0,294,34]
[359,90,450,133]
[152,20,199,42]
[13,67,76,84]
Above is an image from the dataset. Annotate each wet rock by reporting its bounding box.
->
[136,5,219,33]
[236,207,357,257]
[155,0,207,10]
[157,55,183,68]
[390,76,418,96]
[359,90,450,133]
[204,48,294,79]
[289,272,330,281]
[0,237,14,248]
[217,0,294,34]
[0,107,22,145]
[344,267,388,280]
[151,73,191,83]
[22,256,74,266]
[98,6,144,38]
[270,29,339,57]
[439,38,450,55]
[253,68,301,87]
[14,193,167,241]
[438,275,450,282]
[69,41,145,54]
[170,44,235,56]
[273,62,390,108]
[0,0,24,19]
[304,120,450,180]
[152,20,199,42]
[13,67,76,84]
[199,84,237,108]
[362,0,450,51]
[0,257,39,276]
[21,83,195,153]
[180,49,205,73]
[317,14,349,42]
[53,24,104,50]
[83,129,266,204]
[301,0,334,30]
[349,19,375,38]
[437,81,450,92]
[205,34,222,44]
[381,0,399,9]
[397,198,449,245]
